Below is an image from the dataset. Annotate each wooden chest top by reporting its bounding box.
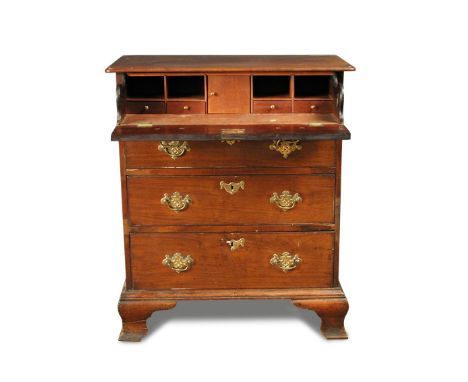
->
[106,55,355,73]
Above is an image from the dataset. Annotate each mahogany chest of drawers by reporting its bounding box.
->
[106,55,354,341]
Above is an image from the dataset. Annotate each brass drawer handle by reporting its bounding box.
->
[226,238,245,251]
[161,192,191,211]
[270,190,302,211]
[270,252,302,272]
[269,140,302,159]
[183,105,190,110]
[270,104,276,110]
[162,252,194,273]
[143,105,150,111]
[220,180,245,195]
[158,141,191,159]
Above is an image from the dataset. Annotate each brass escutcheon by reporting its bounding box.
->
[161,192,191,211]
[226,238,245,251]
[158,141,191,159]
[220,180,245,195]
[162,252,194,273]
[270,252,302,272]
[269,140,302,159]
[270,190,302,211]
[221,140,240,146]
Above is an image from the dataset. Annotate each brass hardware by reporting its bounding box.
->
[158,141,191,159]
[161,192,191,211]
[226,238,245,251]
[270,252,302,272]
[270,104,276,110]
[220,180,245,195]
[183,105,190,110]
[209,91,217,96]
[135,122,153,127]
[270,191,302,211]
[162,252,194,273]
[221,140,240,146]
[269,140,302,159]
[310,105,317,110]
[221,128,245,136]
[143,105,149,111]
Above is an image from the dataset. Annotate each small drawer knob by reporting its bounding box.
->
[270,104,276,110]
[183,105,190,110]
[210,91,217,96]
[143,105,150,111]
[310,105,317,110]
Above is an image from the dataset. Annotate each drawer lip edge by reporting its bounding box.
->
[120,286,346,301]
[127,225,336,233]
[111,125,351,141]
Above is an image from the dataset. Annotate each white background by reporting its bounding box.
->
[1,0,467,380]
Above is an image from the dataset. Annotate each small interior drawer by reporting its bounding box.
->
[293,100,334,113]
[253,100,292,114]
[125,101,165,114]
[166,101,206,114]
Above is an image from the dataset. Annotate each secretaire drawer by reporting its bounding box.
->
[125,101,165,114]
[293,100,335,113]
[252,100,292,113]
[130,232,334,289]
[125,140,336,169]
[166,101,206,114]
[127,174,335,226]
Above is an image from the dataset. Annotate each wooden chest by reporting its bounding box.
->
[107,55,354,341]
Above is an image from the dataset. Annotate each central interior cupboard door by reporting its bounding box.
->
[207,75,251,113]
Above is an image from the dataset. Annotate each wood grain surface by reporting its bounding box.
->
[124,140,336,169]
[130,231,334,289]
[127,174,335,226]
[106,55,355,73]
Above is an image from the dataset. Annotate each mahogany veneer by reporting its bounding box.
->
[108,55,354,341]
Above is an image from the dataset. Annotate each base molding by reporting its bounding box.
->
[117,284,349,341]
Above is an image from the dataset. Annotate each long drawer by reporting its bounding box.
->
[127,174,335,226]
[125,140,336,169]
[130,232,334,289]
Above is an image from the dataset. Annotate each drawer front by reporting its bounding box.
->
[253,100,292,113]
[131,232,334,289]
[125,101,165,114]
[293,100,334,113]
[125,140,336,169]
[127,174,334,226]
[166,101,206,114]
